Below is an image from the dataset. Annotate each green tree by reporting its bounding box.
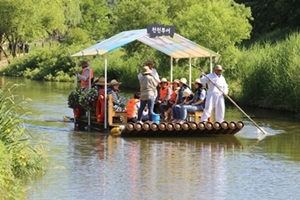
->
[0,0,67,58]
[79,0,111,40]
[110,0,170,57]
[174,0,252,75]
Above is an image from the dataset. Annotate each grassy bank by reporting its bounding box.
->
[0,84,47,199]
[234,32,300,114]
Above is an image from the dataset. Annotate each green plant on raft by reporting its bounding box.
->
[67,87,84,109]
[78,88,99,111]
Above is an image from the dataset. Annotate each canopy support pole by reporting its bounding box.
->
[189,56,192,88]
[170,57,173,82]
[210,54,213,73]
[104,54,108,130]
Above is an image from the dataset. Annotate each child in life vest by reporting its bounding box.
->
[158,79,180,120]
[126,92,149,123]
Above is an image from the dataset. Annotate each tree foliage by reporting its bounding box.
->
[174,0,252,73]
[235,0,300,37]
[78,0,111,40]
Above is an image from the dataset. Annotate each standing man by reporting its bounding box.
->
[138,60,160,102]
[138,60,160,84]
[137,66,158,123]
[200,65,228,123]
[76,60,94,91]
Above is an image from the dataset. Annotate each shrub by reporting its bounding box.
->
[0,84,47,198]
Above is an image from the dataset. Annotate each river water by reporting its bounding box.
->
[1,77,300,200]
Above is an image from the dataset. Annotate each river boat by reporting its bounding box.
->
[69,28,245,137]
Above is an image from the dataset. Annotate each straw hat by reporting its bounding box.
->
[214,65,224,72]
[145,60,155,65]
[79,60,89,67]
[94,77,109,86]
[160,78,168,83]
[109,79,122,86]
[179,78,187,85]
[193,78,202,85]
[183,88,192,97]
[142,66,152,74]
[173,79,180,84]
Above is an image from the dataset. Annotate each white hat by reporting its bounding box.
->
[179,78,187,85]
[214,65,225,72]
[193,78,202,85]
[173,79,180,84]
[142,66,152,74]
[183,88,192,97]
[160,78,168,83]
[110,79,122,85]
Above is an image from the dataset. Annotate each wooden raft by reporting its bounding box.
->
[120,121,244,137]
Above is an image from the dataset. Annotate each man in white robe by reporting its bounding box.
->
[200,65,228,123]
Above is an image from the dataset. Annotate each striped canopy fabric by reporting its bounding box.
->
[71,29,219,59]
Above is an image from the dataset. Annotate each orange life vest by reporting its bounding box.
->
[168,90,177,105]
[80,67,94,88]
[159,87,169,100]
[126,98,139,119]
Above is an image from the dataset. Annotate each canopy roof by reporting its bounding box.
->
[71,29,220,59]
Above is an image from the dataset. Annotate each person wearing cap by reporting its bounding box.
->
[76,60,94,91]
[170,78,192,122]
[108,79,125,112]
[200,65,228,122]
[137,66,158,123]
[158,79,180,120]
[154,78,172,114]
[177,78,206,123]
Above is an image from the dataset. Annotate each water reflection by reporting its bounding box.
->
[63,134,243,200]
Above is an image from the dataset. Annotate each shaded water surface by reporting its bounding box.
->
[1,77,300,200]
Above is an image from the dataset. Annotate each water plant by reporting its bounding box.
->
[0,84,47,199]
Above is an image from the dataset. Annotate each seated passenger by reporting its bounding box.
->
[158,79,180,120]
[170,78,192,122]
[126,92,149,123]
[108,79,125,112]
[154,78,171,114]
[177,78,206,123]
[93,77,109,95]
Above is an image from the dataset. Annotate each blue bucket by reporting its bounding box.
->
[152,113,160,124]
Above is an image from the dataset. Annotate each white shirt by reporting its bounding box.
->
[200,73,228,95]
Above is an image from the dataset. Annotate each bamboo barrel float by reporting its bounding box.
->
[121,122,135,136]
[218,121,229,135]
[173,122,185,136]
[149,123,159,137]
[208,122,222,135]
[133,122,145,135]
[188,122,198,135]
[195,122,208,135]
[197,121,214,135]
[157,122,167,136]
[142,122,151,137]
[165,122,175,136]
[181,122,190,136]
[222,122,236,135]
[230,121,244,135]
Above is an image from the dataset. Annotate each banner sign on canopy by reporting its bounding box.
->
[147,23,175,38]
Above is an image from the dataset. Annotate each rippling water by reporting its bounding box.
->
[1,77,300,200]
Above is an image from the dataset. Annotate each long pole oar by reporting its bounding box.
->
[201,71,267,135]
